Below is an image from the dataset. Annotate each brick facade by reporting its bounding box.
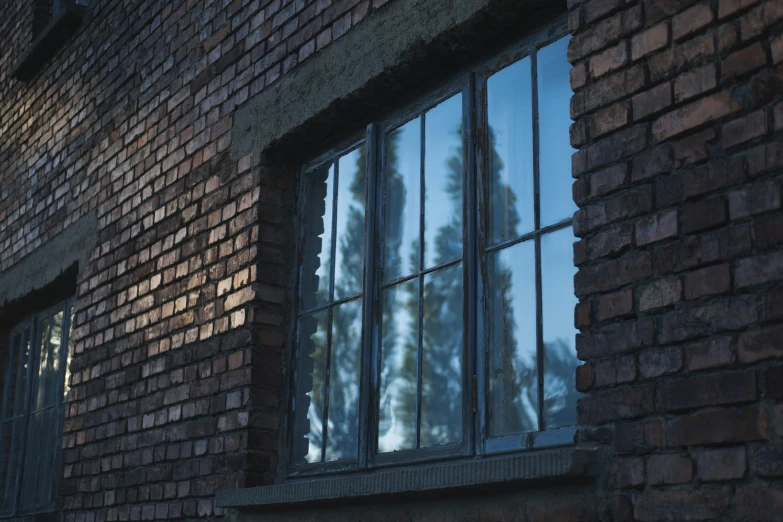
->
[0,0,781,521]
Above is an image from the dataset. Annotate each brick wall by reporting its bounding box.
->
[569,0,783,519]
[1,0,782,521]
[0,1,391,521]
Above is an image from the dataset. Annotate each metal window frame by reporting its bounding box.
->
[0,298,73,517]
[287,15,573,480]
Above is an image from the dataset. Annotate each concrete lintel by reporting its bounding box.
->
[216,446,599,510]
[231,0,554,164]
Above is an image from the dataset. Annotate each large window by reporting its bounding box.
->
[290,26,578,475]
[0,299,74,517]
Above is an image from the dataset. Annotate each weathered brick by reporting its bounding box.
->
[684,263,731,299]
[597,289,634,321]
[635,210,678,246]
[718,0,759,19]
[633,82,672,120]
[681,197,727,234]
[659,370,757,411]
[647,453,692,485]
[672,3,714,41]
[735,251,783,288]
[608,457,645,489]
[736,485,783,521]
[674,64,716,103]
[634,487,731,522]
[590,42,628,78]
[666,406,768,446]
[569,4,643,62]
[575,252,652,297]
[728,179,780,219]
[577,318,655,359]
[674,128,716,167]
[638,346,682,379]
[578,385,655,424]
[697,446,747,481]
[658,295,758,344]
[591,102,630,137]
[652,91,742,141]
[638,277,681,311]
[722,110,768,149]
[684,335,735,370]
[722,42,768,79]
[631,22,669,61]
[738,325,783,362]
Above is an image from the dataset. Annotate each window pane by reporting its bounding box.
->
[538,36,577,227]
[2,333,20,420]
[334,147,367,300]
[0,417,23,516]
[63,304,75,402]
[45,310,64,407]
[378,279,418,453]
[424,94,463,269]
[294,309,329,464]
[541,227,580,429]
[301,163,335,311]
[487,241,539,436]
[487,57,534,245]
[384,118,421,283]
[325,299,363,462]
[420,264,463,448]
[13,329,30,419]
[33,318,52,412]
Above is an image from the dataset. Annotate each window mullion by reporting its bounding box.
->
[531,49,545,433]
[463,72,477,457]
[359,123,380,469]
[15,321,37,515]
[415,112,426,450]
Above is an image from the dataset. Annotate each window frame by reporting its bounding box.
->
[287,16,574,479]
[0,298,74,518]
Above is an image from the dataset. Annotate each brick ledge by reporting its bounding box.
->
[215,446,599,510]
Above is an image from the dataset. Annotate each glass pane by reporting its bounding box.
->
[0,417,24,516]
[424,94,464,269]
[538,36,577,227]
[334,147,367,300]
[13,329,31,418]
[294,309,330,464]
[541,227,580,429]
[420,264,463,448]
[384,118,421,282]
[33,318,52,412]
[378,279,419,453]
[488,57,534,244]
[2,333,20,420]
[45,310,64,407]
[325,299,363,462]
[487,241,539,436]
[63,304,75,402]
[21,408,56,510]
[301,163,335,311]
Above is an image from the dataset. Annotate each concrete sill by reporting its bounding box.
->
[215,446,599,510]
[11,5,86,82]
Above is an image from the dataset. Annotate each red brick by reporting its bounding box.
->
[595,355,637,387]
[738,325,783,362]
[681,197,727,234]
[638,346,682,379]
[638,277,681,311]
[584,0,626,24]
[660,369,757,411]
[574,252,652,297]
[776,405,783,437]
[631,22,669,61]
[722,42,768,79]
[697,446,746,481]
[740,0,783,40]
[773,33,783,64]
[652,90,742,141]
[645,0,702,25]
[674,128,716,167]
[632,144,673,182]
[575,301,592,328]
[751,444,783,477]
[659,296,758,344]
[673,64,716,103]
[578,385,655,424]
[589,163,627,197]
[598,289,634,322]
[589,42,628,78]
[569,4,643,62]
[729,179,780,219]
[672,3,714,41]
[647,453,692,485]
[608,457,645,489]
[633,487,731,522]
[735,251,783,288]
[526,497,599,522]
[610,494,633,522]
[718,0,759,19]
[635,210,678,246]
[723,110,768,149]
[589,223,634,260]
[649,32,714,82]
[684,336,735,371]
[736,485,783,521]
[684,263,731,299]
[591,102,630,137]
[576,362,594,392]
[614,420,662,455]
[632,82,672,120]
[666,406,768,446]
[570,62,587,90]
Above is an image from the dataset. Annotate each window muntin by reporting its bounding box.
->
[291,26,576,476]
[0,299,74,517]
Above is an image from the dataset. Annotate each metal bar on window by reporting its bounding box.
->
[530,49,545,431]
[416,111,426,449]
[463,73,477,457]
[359,123,380,469]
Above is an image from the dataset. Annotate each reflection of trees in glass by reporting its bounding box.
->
[543,337,578,429]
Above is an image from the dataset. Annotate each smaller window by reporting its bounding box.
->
[0,299,74,517]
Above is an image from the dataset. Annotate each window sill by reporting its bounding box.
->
[11,4,86,82]
[215,446,599,510]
